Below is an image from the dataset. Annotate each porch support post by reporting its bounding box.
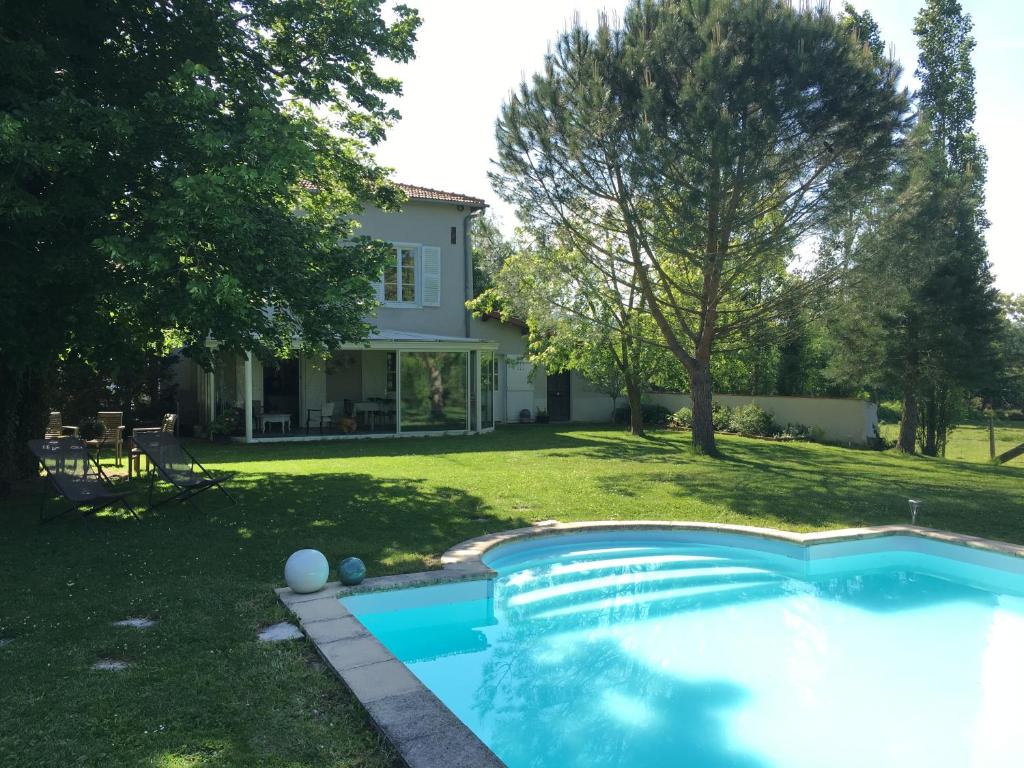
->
[244,352,253,443]
[207,369,216,424]
[395,351,402,435]
[474,350,482,434]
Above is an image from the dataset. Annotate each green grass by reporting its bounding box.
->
[878,418,1024,463]
[2,425,1024,766]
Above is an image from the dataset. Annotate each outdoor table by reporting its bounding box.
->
[259,413,292,433]
[353,402,381,430]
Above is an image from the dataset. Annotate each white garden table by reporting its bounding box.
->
[259,413,292,434]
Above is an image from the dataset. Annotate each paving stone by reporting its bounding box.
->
[342,659,422,704]
[275,582,342,606]
[113,617,157,629]
[303,616,367,645]
[364,689,461,745]
[92,659,130,671]
[401,729,506,768]
[319,634,392,673]
[258,622,303,642]
[291,596,347,624]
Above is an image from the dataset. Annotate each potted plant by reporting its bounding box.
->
[78,417,106,441]
[208,408,242,441]
[535,408,550,424]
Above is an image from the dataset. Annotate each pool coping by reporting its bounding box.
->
[276,521,1024,768]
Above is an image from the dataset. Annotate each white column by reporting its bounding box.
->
[474,351,482,433]
[207,369,215,424]
[244,352,253,443]
[395,351,402,435]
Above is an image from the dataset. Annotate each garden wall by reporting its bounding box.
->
[644,393,879,445]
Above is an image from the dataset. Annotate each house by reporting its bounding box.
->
[177,184,563,442]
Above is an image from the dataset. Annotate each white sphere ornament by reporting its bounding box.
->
[284,549,329,594]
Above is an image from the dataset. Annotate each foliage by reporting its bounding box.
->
[613,402,673,428]
[470,214,517,296]
[728,404,779,438]
[0,0,420,488]
[208,408,244,440]
[992,293,1024,410]
[826,0,1000,456]
[470,236,677,436]
[669,407,693,429]
[76,417,105,442]
[711,404,735,432]
[492,0,907,452]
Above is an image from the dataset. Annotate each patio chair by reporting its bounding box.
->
[85,411,125,466]
[44,411,78,439]
[128,414,178,479]
[132,431,233,511]
[306,402,335,435]
[27,437,134,523]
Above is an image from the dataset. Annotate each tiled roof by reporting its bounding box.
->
[397,183,486,208]
[296,180,485,208]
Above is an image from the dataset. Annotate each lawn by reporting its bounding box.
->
[2,425,1023,767]
[878,418,1024,463]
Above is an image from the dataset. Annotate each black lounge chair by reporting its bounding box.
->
[132,431,233,511]
[27,437,134,523]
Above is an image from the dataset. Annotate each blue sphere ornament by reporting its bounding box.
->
[338,556,367,586]
[284,549,329,594]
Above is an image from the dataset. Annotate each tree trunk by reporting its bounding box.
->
[922,388,938,457]
[625,380,644,436]
[688,363,716,454]
[0,360,50,494]
[897,388,918,454]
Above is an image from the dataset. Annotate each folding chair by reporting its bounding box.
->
[132,431,234,511]
[27,438,134,523]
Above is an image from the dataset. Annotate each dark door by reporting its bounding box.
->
[546,372,571,422]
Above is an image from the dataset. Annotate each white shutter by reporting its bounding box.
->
[421,246,441,307]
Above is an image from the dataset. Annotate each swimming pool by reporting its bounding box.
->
[341,529,1024,767]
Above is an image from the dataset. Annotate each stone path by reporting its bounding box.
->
[92,659,131,671]
[258,622,303,642]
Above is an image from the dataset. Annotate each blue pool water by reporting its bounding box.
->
[342,532,1024,767]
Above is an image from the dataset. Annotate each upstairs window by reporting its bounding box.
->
[384,245,418,304]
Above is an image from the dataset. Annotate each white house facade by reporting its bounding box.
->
[178,184,558,442]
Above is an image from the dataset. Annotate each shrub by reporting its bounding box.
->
[782,422,813,440]
[613,402,673,427]
[877,400,901,423]
[728,403,778,437]
[669,407,693,429]
[711,403,734,431]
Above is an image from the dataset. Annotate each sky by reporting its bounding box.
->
[373,0,1023,292]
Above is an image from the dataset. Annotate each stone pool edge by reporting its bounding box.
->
[276,521,1024,768]
[440,520,1024,566]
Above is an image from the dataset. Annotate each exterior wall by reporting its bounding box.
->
[357,201,472,338]
[644,392,879,445]
[569,371,617,423]
[470,316,548,422]
[326,351,362,404]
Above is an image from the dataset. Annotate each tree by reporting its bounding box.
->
[470,237,673,436]
[471,214,516,296]
[492,0,906,453]
[0,0,420,488]
[905,0,1000,455]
